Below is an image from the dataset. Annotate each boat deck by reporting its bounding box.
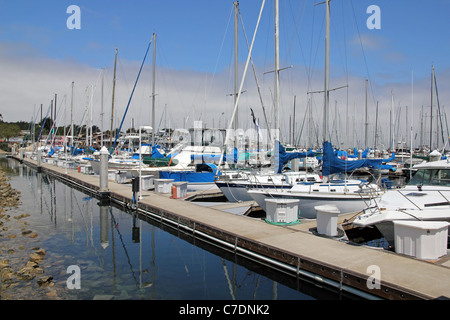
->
[11,156,450,300]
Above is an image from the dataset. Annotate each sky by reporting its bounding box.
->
[1,0,450,149]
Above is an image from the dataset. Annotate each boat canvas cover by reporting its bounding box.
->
[322,141,385,176]
[159,164,220,183]
[274,142,315,173]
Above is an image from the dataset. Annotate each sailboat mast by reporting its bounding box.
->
[90,84,94,146]
[110,48,118,147]
[430,65,434,150]
[374,101,379,148]
[101,68,104,147]
[70,81,74,146]
[234,1,239,131]
[152,33,157,146]
[364,79,368,147]
[274,0,280,141]
[323,0,330,142]
[390,91,394,151]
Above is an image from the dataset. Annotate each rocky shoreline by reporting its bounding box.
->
[0,167,58,299]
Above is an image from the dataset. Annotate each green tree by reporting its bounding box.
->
[0,123,21,142]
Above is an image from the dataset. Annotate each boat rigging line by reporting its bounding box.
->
[110,37,154,155]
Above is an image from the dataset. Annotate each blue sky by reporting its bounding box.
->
[1,1,448,78]
[1,0,450,148]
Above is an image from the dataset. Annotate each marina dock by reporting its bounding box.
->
[10,155,450,300]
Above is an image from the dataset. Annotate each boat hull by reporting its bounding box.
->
[248,189,378,219]
[351,209,450,247]
[215,181,293,202]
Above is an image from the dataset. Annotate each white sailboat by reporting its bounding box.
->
[247,140,385,218]
[247,0,385,219]
[215,0,321,201]
[216,141,322,202]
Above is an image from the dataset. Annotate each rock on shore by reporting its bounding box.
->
[0,168,20,208]
[0,166,58,299]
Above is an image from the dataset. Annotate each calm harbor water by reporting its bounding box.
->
[0,156,358,300]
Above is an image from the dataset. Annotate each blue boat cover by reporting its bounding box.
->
[151,145,165,158]
[132,144,165,159]
[159,163,221,183]
[71,147,85,156]
[274,141,315,173]
[322,141,388,176]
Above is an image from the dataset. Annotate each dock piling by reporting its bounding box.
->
[99,146,109,193]
[37,148,42,173]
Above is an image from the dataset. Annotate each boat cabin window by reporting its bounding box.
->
[408,169,450,187]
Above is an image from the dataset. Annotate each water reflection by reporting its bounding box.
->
[1,156,355,300]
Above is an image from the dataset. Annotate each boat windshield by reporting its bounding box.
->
[408,168,450,187]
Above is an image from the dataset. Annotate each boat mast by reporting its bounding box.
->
[323,0,330,143]
[374,101,379,149]
[234,1,239,131]
[90,84,94,147]
[390,90,394,151]
[101,68,104,147]
[274,0,280,141]
[152,33,157,146]
[110,48,118,148]
[430,65,434,150]
[364,79,368,148]
[70,81,74,146]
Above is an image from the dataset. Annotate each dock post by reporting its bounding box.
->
[37,148,42,173]
[315,204,341,237]
[99,146,110,200]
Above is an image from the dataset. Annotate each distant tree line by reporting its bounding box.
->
[0,114,167,151]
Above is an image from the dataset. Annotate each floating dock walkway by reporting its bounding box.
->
[9,155,450,300]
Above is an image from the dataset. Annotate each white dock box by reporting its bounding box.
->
[63,161,75,169]
[114,171,128,184]
[264,199,299,223]
[394,221,449,260]
[80,165,94,175]
[172,181,188,199]
[154,179,174,194]
[108,171,117,181]
[141,175,154,190]
[315,204,341,236]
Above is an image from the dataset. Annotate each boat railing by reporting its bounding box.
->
[355,180,383,214]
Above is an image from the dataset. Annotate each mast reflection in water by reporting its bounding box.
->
[1,156,355,300]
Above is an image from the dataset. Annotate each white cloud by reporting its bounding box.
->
[352,33,387,51]
[1,41,449,150]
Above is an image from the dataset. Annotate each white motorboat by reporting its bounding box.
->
[216,170,322,202]
[348,159,450,246]
[248,178,383,219]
